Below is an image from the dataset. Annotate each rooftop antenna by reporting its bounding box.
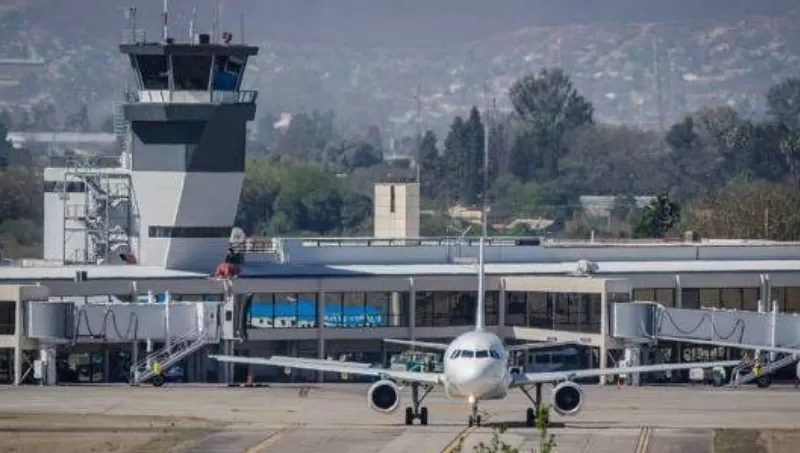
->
[189,5,196,42]
[161,0,169,42]
[240,13,245,44]
[123,6,137,44]
[212,0,220,42]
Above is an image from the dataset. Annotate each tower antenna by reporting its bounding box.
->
[189,6,196,42]
[212,0,221,43]
[161,0,169,42]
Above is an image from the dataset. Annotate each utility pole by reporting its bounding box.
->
[481,82,494,239]
[413,83,423,184]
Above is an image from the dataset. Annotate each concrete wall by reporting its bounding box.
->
[373,183,420,239]
[275,239,800,266]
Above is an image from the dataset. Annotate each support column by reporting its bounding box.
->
[317,290,325,383]
[599,287,608,386]
[390,292,402,327]
[131,340,139,384]
[14,297,23,386]
[498,279,506,330]
[39,345,57,385]
[103,346,110,383]
[408,278,416,341]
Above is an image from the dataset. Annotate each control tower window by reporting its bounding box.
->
[172,55,213,90]
[212,55,243,91]
[134,55,169,89]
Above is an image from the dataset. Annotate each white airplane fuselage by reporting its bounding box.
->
[441,330,513,401]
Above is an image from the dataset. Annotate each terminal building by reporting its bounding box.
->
[2,27,800,387]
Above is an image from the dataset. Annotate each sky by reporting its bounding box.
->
[32,0,797,49]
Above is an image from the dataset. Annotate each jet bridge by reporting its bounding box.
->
[611,300,800,385]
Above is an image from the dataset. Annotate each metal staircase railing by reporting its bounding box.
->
[730,354,799,387]
[131,328,209,385]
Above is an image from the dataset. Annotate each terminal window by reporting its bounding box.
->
[148,226,232,238]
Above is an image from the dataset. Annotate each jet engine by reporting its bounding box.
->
[551,381,583,416]
[367,379,401,413]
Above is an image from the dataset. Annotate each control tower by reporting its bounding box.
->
[119,32,258,271]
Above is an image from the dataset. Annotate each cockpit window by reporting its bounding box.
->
[475,350,489,358]
[461,350,475,358]
[489,348,502,359]
[450,350,461,359]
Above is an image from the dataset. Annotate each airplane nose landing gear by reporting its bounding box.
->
[467,396,482,427]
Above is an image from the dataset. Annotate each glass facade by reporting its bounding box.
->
[505,291,602,334]
[633,288,676,307]
[247,292,410,329]
[771,287,800,313]
[0,302,15,335]
[415,291,499,327]
[679,288,759,310]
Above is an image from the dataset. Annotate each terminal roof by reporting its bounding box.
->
[3,260,800,281]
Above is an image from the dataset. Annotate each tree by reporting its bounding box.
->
[766,78,800,129]
[508,68,594,181]
[561,124,668,195]
[418,130,441,200]
[632,194,681,238]
[680,179,800,241]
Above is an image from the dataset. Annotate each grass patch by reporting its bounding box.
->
[713,429,766,453]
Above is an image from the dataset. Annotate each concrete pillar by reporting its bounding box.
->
[599,288,608,386]
[317,290,325,383]
[103,346,110,383]
[39,345,57,385]
[409,278,416,341]
[498,280,506,329]
[131,340,139,384]
[14,297,23,386]
[625,344,641,386]
[390,292,401,327]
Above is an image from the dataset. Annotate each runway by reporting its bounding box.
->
[1,383,799,453]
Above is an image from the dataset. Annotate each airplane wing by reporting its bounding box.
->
[383,338,450,351]
[383,339,575,352]
[507,341,577,352]
[511,359,742,387]
[209,354,442,385]
[261,355,376,369]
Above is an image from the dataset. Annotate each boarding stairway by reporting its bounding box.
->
[611,301,800,385]
[131,328,209,386]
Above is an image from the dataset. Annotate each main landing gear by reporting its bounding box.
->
[520,383,543,427]
[405,382,433,426]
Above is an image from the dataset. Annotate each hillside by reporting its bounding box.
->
[0,1,799,137]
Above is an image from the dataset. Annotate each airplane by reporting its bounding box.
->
[210,237,743,427]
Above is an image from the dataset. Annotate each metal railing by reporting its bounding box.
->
[131,328,209,385]
[125,89,257,105]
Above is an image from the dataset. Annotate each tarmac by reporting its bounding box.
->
[2,382,800,453]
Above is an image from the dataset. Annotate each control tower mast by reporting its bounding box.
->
[119,25,258,271]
